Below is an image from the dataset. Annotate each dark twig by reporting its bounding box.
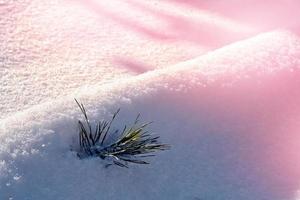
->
[75,99,170,167]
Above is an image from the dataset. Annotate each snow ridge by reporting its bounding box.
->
[1,30,300,200]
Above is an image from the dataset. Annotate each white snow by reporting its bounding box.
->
[1,30,300,199]
[1,0,213,120]
[1,0,300,200]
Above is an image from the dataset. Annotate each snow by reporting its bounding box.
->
[1,0,300,200]
[1,30,300,199]
[1,0,210,120]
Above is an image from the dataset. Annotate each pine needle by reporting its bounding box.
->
[75,99,170,168]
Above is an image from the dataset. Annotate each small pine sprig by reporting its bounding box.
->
[75,99,170,168]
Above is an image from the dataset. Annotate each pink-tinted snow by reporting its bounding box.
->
[1,1,300,200]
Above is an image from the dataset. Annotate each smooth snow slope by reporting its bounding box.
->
[1,30,300,200]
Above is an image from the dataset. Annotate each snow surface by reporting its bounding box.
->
[1,0,213,120]
[1,0,300,200]
[1,30,300,200]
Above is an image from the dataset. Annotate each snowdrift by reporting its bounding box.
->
[1,30,300,200]
[1,0,217,120]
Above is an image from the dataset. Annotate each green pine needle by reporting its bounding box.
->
[75,99,170,168]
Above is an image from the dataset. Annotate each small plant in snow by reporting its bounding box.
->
[75,99,170,168]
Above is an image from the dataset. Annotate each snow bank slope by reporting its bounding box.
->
[1,30,300,200]
[1,0,213,120]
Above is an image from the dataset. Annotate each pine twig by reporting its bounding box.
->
[75,99,170,168]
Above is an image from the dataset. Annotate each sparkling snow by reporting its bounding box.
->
[1,0,300,200]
